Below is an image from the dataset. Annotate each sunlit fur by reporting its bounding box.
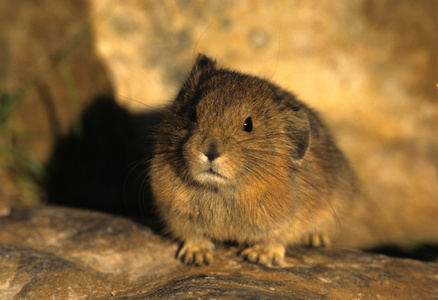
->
[149,54,357,266]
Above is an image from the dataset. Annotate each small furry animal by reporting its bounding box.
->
[150,54,356,266]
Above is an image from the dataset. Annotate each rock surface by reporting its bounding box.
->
[1,205,438,299]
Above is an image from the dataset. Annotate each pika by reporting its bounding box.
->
[150,54,356,266]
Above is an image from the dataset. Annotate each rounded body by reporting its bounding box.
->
[150,54,356,266]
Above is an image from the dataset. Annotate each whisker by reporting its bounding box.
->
[268,24,282,81]
[192,23,213,62]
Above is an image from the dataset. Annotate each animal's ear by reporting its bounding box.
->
[286,109,310,161]
[194,53,216,71]
[188,54,217,85]
[172,54,216,109]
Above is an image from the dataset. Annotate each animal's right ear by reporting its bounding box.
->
[172,54,216,113]
[188,54,217,86]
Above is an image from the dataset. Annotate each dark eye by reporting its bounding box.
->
[243,117,253,132]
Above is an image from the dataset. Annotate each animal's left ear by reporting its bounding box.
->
[286,109,310,161]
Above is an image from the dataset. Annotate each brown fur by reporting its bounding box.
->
[149,54,357,266]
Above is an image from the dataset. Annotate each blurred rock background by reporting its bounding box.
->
[1,0,437,249]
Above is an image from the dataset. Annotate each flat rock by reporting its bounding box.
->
[1,206,437,299]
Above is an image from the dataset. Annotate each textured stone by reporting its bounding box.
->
[0,206,437,299]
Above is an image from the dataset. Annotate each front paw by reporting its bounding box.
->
[240,244,285,266]
[177,239,215,266]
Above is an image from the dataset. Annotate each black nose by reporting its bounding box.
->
[204,140,221,162]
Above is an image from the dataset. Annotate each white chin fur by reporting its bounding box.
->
[194,171,228,185]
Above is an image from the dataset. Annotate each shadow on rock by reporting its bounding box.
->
[44,95,164,232]
[365,243,438,263]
